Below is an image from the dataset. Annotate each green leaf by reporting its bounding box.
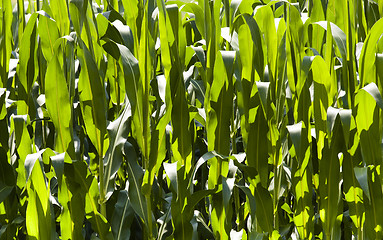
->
[25,152,54,240]
[359,17,383,87]
[184,189,216,214]
[121,0,140,55]
[242,14,264,81]
[255,5,277,81]
[37,14,60,62]
[0,148,15,203]
[10,115,32,189]
[343,157,366,236]
[111,185,135,240]
[354,166,370,201]
[70,160,113,240]
[246,105,269,188]
[181,3,205,37]
[102,103,131,202]
[0,0,13,87]
[287,122,314,239]
[206,51,234,186]
[77,44,107,156]
[355,83,383,166]
[45,54,74,157]
[319,112,343,239]
[53,153,84,240]
[50,0,70,36]
[314,21,347,60]
[254,185,274,234]
[16,12,39,118]
[236,185,256,224]
[124,141,152,231]
[308,0,325,53]
[365,166,383,240]
[312,56,333,159]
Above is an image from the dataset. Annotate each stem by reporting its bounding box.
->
[114,61,120,117]
[99,155,107,217]
[273,163,279,229]
[145,197,153,238]
[358,224,363,240]
[231,99,237,154]
[231,116,237,155]
[145,169,153,240]
[234,186,243,231]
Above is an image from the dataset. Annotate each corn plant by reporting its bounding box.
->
[1,0,383,239]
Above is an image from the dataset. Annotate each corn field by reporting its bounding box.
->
[1,0,383,239]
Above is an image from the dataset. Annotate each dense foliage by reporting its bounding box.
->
[1,0,383,239]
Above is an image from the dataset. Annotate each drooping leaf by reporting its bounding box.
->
[102,103,131,202]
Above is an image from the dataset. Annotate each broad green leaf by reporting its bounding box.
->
[111,185,135,240]
[0,148,15,203]
[327,0,348,33]
[246,106,268,188]
[25,152,54,240]
[0,0,13,87]
[308,0,325,53]
[180,3,205,37]
[243,14,264,81]
[166,164,194,240]
[45,55,74,157]
[70,160,113,240]
[206,51,234,186]
[102,42,140,118]
[51,36,76,104]
[10,115,32,189]
[343,153,365,236]
[149,107,171,178]
[365,166,383,240]
[69,0,85,38]
[355,83,382,166]
[286,5,304,96]
[0,89,6,120]
[97,14,124,46]
[319,112,343,239]
[254,185,274,234]
[62,161,88,240]
[312,56,333,159]
[157,2,193,175]
[52,153,84,240]
[205,50,235,240]
[255,5,277,83]
[236,185,256,226]
[222,176,235,210]
[314,21,347,60]
[210,188,231,240]
[16,12,39,118]
[77,44,107,156]
[102,103,131,202]
[136,3,154,171]
[287,122,313,239]
[50,0,70,36]
[359,17,383,88]
[184,188,216,214]
[104,53,125,109]
[121,0,140,55]
[124,141,155,236]
[37,14,60,62]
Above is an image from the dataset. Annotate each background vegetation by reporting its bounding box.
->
[1,0,383,239]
